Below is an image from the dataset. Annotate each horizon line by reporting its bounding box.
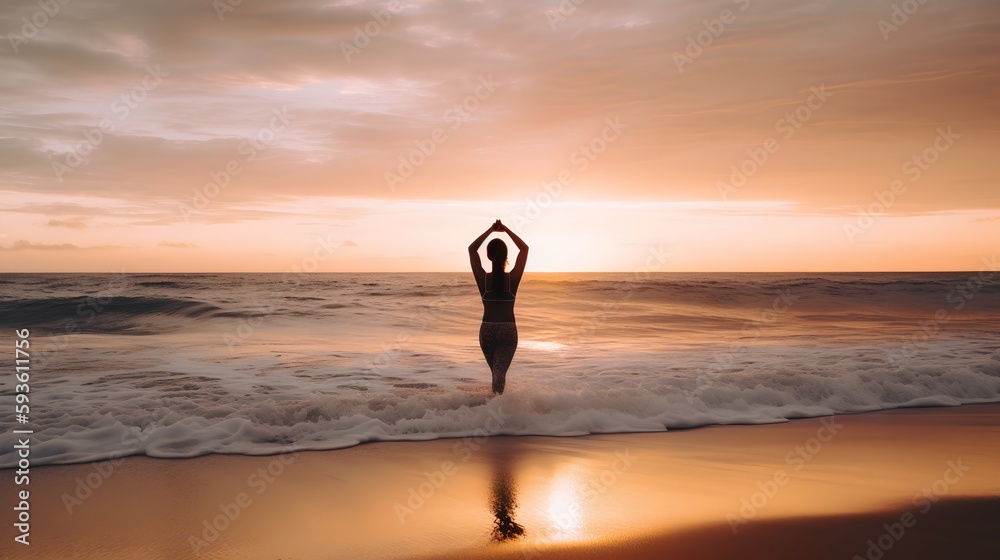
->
[0,270,992,275]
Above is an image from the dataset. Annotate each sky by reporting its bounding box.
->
[1,0,998,272]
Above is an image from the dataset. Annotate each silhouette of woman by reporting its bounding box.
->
[469,219,528,394]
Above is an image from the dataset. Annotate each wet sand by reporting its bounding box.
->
[13,404,1000,559]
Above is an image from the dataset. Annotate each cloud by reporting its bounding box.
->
[342,239,358,247]
[2,202,116,217]
[45,218,87,228]
[0,240,127,251]
[158,241,198,248]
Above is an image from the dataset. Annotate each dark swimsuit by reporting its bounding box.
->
[480,273,517,394]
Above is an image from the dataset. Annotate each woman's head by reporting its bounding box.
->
[486,238,508,269]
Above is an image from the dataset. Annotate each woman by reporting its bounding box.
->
[469,219,528,394]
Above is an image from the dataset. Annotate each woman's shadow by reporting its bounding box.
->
[489,452,526,541]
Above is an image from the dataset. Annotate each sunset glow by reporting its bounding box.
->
[2,0,997,272]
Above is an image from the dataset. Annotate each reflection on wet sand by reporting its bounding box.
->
[490,454,525,541]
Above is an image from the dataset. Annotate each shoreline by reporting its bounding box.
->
[16,403,1000,559]
[13,399,1000,470]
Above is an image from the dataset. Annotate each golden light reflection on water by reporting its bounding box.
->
[485,448,683,550]
[544,473,584,541]
[519,340,568,351]
[485,457,617,548]
[485,453,599,546]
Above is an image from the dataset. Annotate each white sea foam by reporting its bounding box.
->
[2,338,997,468]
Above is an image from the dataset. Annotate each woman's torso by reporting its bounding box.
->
[481,272,515,322]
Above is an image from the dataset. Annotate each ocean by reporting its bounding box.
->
[1,272,999,468]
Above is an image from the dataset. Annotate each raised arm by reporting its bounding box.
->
[499,221,528,295]
[469,221,499,295]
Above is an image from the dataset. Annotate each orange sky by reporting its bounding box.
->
[1,0,998,272]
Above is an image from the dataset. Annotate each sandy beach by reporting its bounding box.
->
[14,403,999,559]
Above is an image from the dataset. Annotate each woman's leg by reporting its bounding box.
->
[479,322,496,370]
[490,323,518,394]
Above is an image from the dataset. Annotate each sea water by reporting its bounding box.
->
[1,272,998,467]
